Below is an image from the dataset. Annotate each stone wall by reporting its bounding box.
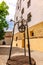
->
[29,22,43,37]
[0,32,12,45]
[13,22,43,52]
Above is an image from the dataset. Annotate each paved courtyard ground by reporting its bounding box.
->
[0,45,43,65]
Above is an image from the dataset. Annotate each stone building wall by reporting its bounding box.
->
[0,32,12,45]
[13,0,43,52]
[29,22,43,37]
[13,22,43,52]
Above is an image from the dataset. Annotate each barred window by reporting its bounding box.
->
[27,12,32,22]
[18,6,19,9]
[27,0,31,8]
[21,8,24,14]
[16,17,18,21]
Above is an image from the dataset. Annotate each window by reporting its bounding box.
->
[16,37,18,41]
[27,0,31,8]
[21,8,24,14]
[16,44,18,46]
[2,41,6,45]
[18,6,19,9]
[16,17,18,21]
[30,31,34,36]
[27,12,32,22]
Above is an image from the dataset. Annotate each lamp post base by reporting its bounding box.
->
[7,55,36,65]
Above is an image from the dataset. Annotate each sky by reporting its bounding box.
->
[0,0,17,31]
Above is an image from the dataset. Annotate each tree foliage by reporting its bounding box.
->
[0,1,9,40]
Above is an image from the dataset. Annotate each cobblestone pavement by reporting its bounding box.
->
[0,46,43,65]
[31,51,43,65]
[0,55,8,65]
[12,51,43,65]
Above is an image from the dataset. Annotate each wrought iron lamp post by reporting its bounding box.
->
[8,19,26,59]
[6,18,36,65]
[18,18,32,65]
[18,19,26,56]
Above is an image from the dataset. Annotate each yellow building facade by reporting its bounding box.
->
[13,22,43,52]
[13,0,43,52]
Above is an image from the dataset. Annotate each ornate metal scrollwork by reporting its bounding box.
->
[18,20,25,32]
